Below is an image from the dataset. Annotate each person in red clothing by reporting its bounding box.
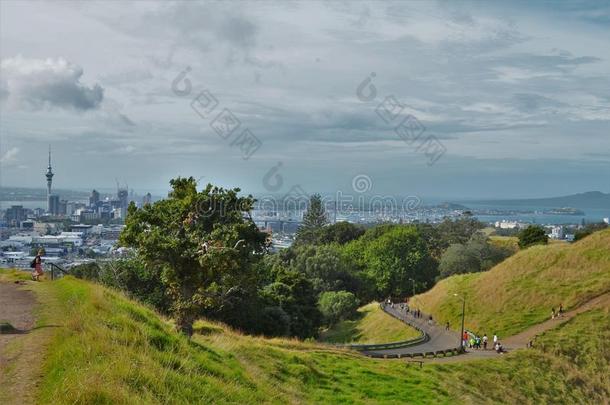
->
[462,331,469,348]
[32,249,44,281]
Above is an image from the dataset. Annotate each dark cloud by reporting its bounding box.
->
[0,56,104,111]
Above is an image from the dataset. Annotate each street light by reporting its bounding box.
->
[454,293,466,352]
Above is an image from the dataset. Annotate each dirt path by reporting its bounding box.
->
[0,281,40,405]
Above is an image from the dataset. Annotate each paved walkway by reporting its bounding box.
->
[365,291,610,362]
[360,304,460,357]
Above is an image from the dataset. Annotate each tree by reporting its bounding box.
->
[437,232,512,279]
[318,290,360,325]
[574,222,608,241]
[346,226,438,299]
[438,244,480,278]
[518,225,548,248]
[317,222,365,245]
[119,177,266,336]
[295,194,328,244]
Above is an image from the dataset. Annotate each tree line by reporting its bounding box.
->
[70,179,516,339]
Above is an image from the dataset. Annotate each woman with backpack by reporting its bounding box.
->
[31,249,44,281]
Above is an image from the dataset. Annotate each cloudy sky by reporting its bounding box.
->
[1,0,609,199]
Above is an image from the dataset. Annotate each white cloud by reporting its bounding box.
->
[0,56,104,111]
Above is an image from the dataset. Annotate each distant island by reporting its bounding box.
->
[459,191,610,209]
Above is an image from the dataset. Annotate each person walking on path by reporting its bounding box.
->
[31,249,44,281]
[445,322,450,331]
[462,331,469,348]
[493,333,498,347]
[482,334,488,350]
[551,307,556,320]
[558,304,564,317]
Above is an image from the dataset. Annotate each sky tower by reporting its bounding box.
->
[46,146,54,195]
[46,146,55,213]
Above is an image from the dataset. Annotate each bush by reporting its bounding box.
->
[518,225,549,248]
[259,306,291,337]
[69,262,101,280]
[318,291,360,326]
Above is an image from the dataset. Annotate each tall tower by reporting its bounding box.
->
[46,146,54,196]
[46,146,55,213]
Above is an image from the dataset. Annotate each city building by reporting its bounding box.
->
[48,194,60,216]
[4,205,26,226]
[549,226,564,240]
[90,189,100,208]
[143,192,152,206]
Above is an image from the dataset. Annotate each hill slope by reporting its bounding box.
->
[414,229,610,337]
[1,271,608,404]
[319,302,420,344]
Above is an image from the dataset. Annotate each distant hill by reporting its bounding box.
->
[463,191,610,209]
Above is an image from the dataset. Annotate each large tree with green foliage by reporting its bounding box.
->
[318,290,360,326]
[119,177,266,336]
[438,232,512,279]
[518,225,549,248]
[295,194,328,244]
[345,226,437,299]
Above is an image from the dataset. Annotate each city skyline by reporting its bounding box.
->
[1,1,609,198]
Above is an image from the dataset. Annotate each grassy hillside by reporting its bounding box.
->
[414,229,610,337]
[319,302,420,344]
[2,271,608,404]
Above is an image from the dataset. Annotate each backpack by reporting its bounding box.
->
[30,258,37,268]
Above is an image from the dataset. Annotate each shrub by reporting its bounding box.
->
[318,291,360,326]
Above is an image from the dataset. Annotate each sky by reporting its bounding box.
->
[0,0,609,200]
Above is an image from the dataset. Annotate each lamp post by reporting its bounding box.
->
[454,293,466,352]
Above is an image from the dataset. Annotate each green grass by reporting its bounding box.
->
[319,302,420,344]
[415,229,610,337]
[2,269,608,404]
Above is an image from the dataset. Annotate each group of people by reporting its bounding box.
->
[551,304,564,320]
[385,299,423,319]
[462,331,504,353]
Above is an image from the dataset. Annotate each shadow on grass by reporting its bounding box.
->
[0,322,61,335]
[320,312,366,344]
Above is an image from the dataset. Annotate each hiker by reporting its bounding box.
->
[551,307,555,320]
[31,249,44,281]
[462,331,469,348]
[428,315,433,325]
[445,322,450,331]
[495,342,504,354]
[558,304,564,317]
[474,336,481,349]
[469,336,475,348]
[493,333,498,347]
[482,334,488,350]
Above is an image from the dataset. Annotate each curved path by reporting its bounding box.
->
[362,291,610,361]
[360,305,460,357]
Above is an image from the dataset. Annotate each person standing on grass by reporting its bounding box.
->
[483,334,488,350]
[32,249,44,281]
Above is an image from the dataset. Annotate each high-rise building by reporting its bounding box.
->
[89,189,100,207]
[46,146,54,212]
[118,188,128,218]
[4,205,26,227]
[48,195,60,215]
[143,192,152,206]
